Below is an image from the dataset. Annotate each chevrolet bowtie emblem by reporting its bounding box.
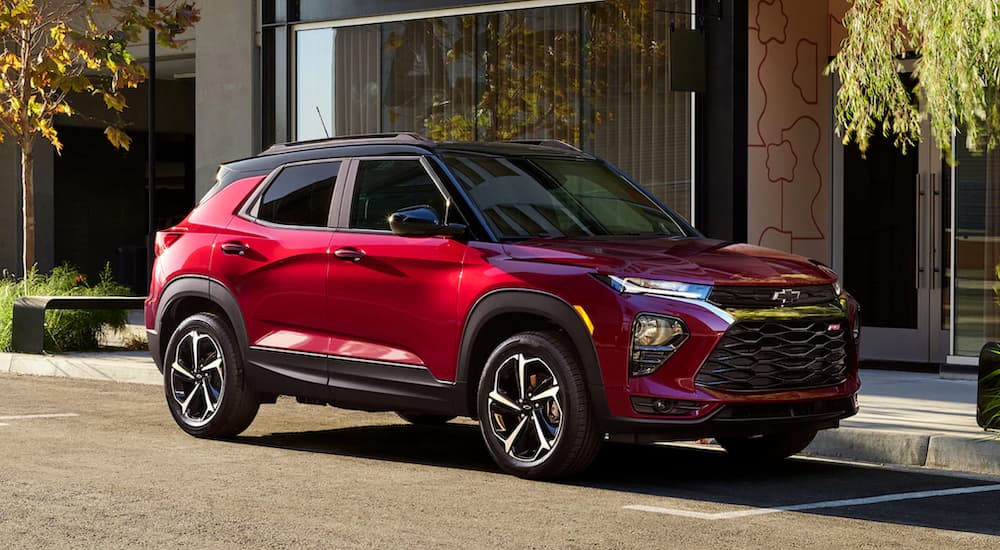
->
[772,288,802,305]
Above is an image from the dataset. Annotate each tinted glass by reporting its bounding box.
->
[349,160,446,230]
[443,154,686,239]
[292,1,695,220]
[258,162,340,227]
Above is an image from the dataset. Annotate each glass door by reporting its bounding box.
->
[834,75,949,364]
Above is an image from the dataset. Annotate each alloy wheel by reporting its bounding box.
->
[169,329,226,427]
[487,353,563,463]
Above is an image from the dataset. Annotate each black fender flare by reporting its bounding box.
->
[153,275,249,368]
[456,289,608,417]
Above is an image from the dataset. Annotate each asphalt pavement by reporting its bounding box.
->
[1,374,997,548]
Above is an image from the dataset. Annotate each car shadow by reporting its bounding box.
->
[233,422,1000,537]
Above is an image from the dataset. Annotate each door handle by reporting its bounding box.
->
[333,247,366,262]
[930,172,940,290]
[915,173,925,288]
[220,241,250,256]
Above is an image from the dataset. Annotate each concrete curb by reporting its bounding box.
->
[0,352,160,386]
[926,435,1000,475]
[805,427,930,466]
[805,427,1000,477]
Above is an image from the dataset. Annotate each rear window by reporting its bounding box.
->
[257,161,341,227]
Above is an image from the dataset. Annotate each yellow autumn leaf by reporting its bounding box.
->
[104,126,131,150]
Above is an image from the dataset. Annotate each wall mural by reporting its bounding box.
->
[748,0,837,263]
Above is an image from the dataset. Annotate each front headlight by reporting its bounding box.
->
[630,313,688,376]
[608,276,711,300]
[832,280,842,297]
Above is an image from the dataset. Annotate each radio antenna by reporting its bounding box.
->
[316,106,330,138]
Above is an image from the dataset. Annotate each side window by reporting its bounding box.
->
[257,161,341,227]
[349,159,447,230]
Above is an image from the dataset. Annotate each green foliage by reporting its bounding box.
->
[829,0,1000,158]
[981,354,1000,430]
[0,263,131,352]
[994,263,999,310]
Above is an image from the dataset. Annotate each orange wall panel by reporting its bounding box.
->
[748,0,835,263]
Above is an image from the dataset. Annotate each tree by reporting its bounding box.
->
[829,0,1000,158]
[0,0,199,282]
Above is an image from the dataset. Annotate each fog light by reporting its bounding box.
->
[630,314,688,376]
[631,396,703,416]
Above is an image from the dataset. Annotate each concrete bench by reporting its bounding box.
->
[12,296,147,354]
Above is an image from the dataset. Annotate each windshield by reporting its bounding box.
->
[442,154,689,240]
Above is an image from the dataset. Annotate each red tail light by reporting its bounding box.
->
[155,230,185,256]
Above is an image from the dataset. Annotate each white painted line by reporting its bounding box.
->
[625,484,1000,521]
[0,413,79,421]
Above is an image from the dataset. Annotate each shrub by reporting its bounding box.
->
[0,263,132,352]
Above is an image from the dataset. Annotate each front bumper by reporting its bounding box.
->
[600,394,858,443]
[589,291,862,439]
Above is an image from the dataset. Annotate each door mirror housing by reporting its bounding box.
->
[388,205,466,238]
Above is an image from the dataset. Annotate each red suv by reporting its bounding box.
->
[146,134,860,479]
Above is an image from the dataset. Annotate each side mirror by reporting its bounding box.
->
[388,205,466,238]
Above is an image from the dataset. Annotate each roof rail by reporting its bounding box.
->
[505,139,582,153]
[262,132,436,155]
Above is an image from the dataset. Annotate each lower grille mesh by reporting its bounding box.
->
[697,320,848,392]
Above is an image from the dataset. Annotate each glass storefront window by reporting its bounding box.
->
[292,0,694,220]
[953,140,1000,355]
[295,28,334,140]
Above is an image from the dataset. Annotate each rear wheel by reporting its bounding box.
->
[164,313,259,438]
[477,331,601,479]
[396,412,455,425]
[716,429,818,462]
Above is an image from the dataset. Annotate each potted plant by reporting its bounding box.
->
[978,264,1000,430]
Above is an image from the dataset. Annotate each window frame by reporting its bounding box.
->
[239,158,349,231]
[337,155,461,235]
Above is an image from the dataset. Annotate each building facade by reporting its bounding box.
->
[1,0,997,372]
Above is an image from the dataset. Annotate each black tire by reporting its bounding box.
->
[477,330,601,479]
[396,412,456,425]
[716,429,818,462]
[163,313,259,438]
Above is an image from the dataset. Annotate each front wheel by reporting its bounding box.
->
[477,331,601,479]
[716,429,818,462]
[163,313,259,438]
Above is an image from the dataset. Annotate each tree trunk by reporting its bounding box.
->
[21,140,34,289]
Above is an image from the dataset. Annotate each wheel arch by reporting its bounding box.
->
[456,289,607,418]
[154,276,248,371]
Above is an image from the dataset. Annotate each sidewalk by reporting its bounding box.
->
[805,369,999,476]
[1,352,997,475]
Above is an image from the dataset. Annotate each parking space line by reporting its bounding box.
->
[0,413,79,422]
[625,484,1000,520]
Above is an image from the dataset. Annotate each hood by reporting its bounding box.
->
[503,236,836,286]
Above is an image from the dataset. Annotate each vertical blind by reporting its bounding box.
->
[295,0,693,219]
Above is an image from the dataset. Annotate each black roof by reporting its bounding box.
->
[256,133,593,160]
[207,133,595,204]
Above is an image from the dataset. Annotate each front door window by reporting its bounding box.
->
[348,159,449,230]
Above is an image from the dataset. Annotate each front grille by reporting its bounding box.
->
[708,284,837,308]
[697,320,848,392]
